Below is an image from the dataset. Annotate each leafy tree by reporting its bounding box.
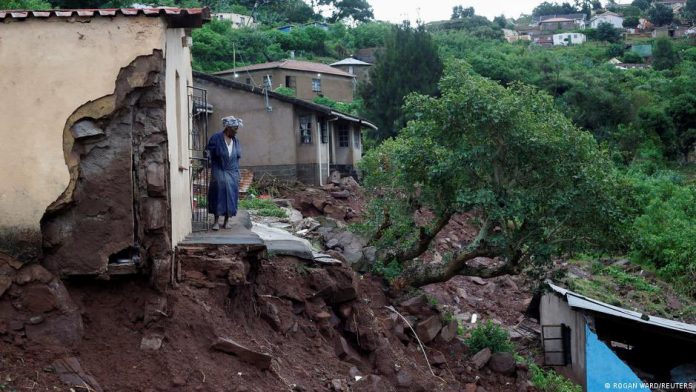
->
[667,93,696,159]
[621,51,643,63]
[591,22,623,43]
[359,23,443,141]
[451,5,474,19]
[0,0,50,8]
[532,1,579,17]
[684,0,696,24]
[493,14,508,29]
[359,62,627,288]
[631,0,650,11]
[647,3,674,26]
[318,0,373,23]
[623,16,640,29]
[653,37,678,70]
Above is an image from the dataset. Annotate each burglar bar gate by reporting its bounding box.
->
[188,86,210,232]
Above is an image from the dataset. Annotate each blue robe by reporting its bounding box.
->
[206,131,241,217]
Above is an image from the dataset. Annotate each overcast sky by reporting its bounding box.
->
[365,0,623,22]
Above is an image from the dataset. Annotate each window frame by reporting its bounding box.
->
[338,127,349,148]
[312,78,322,92]
[299,115,313,144]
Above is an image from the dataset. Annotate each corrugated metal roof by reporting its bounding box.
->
[330,58,372,67]
[0,7,209,23]
[546,281,696,335]
[215,60,355,78]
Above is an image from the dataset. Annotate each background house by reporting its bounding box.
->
[540,17,580,31]
[534,13,587,29]
[590,11,624,29]
[193,72,376,186]
[211,12,255,28]
[330,57,372,86]
[553,32,587,46]
[0,8,207,285]
[215,60,356,103]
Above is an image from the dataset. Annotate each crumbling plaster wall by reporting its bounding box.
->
[0,16,168,258]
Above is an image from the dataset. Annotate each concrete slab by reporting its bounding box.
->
[251,223,315,260]
[180,211,263,247]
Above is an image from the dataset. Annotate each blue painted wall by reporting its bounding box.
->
[585,324,651,392]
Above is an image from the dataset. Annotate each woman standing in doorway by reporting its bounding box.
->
[206,116,242,230]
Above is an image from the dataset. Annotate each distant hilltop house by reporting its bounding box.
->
[193,72,376,185]
[533,13,587,30]
[215,59,356,103]
[654,0,687,12]
[330,57,372,85]
[653,25,691,38]
[277,22,329,33]
[590,11,624,29]
[0,7,208,285]
[211,12,255,28]
[553,32,587,46]
[533,34,555,47]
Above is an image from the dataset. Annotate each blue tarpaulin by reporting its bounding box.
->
[586,324,650,392]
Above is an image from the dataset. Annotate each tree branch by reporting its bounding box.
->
[395,211,454,263]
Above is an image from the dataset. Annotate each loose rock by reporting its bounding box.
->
[471,348,492,369]
[488,352,516,376]
[416,316,442,344]
[211,337,273,370]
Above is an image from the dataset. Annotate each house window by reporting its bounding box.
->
[240,17,246,25]
[263,75,272,89]
[312,78,321,92]
[285,75,296,89]
[320,120,328,144]
[353,128,361,148]
[246,78,251,85]
[338,127,349,147]
[300,115,312,144]
[348,65,354,75]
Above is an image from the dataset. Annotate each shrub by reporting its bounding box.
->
[529,363,582,392]
[465,320,514,353]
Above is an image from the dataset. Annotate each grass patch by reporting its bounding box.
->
[238,198,287,218]
[529,363,582,392]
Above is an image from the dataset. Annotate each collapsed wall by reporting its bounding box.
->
[41,51,173,288]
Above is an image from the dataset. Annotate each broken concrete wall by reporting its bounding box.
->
[42,51,173,288]
[0,16,168,261]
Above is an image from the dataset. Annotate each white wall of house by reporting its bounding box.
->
[165,28,194,247]
[212,12,255,28]
[553,33,587,46]
[591,14,624,29]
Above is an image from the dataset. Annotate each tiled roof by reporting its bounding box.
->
[0,8,210,26]
[215,60,355,78]
[540,17,575,23]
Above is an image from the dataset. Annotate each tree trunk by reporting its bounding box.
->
[395,211,453,263]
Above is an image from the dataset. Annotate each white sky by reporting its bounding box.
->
[367,0,544,22]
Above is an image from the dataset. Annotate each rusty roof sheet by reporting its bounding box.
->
[215,59,355,78]
[0,7,209,23]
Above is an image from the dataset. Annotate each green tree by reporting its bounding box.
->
[318,0,373,23]
[667,93,696,159]
[451,5,475,19]
[647,3,674,26]
[631,0,650,11]
[623,16,640,29]
[590,22,623,43]
[653,37,678,71]
[683,0,696,24]
[532,1,579,17]
[493,14,508,29]
[0,0,50,8]
[359,22,443,141]
[359,62,627,288]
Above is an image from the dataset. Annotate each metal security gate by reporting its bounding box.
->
[542,324,571,366]
[188,86,211,232]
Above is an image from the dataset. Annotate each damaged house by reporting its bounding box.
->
[0,8,209,287]
[193,72,376,185]
[537,282,696,391]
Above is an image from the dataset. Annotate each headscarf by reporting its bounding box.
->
[222,116,243,128]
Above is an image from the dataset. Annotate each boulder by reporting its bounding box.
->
[340,176,360,192]
[330,171,342,185]
[14,264,54,285]
[282,207,304,225]
[25,313,83,348]
[0,276,13,298]
[488,352,516,376]
[211,337,273,370]
[430,351,447,366]
[323,204,347,220]
[470,276,487,285]
[400,295,428,315]
[437,320,458,343]
[471,348,492,369]
[352,375,393,392]
[416,316,442,344]
[140,334,164,351]
[330,190,350,199]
